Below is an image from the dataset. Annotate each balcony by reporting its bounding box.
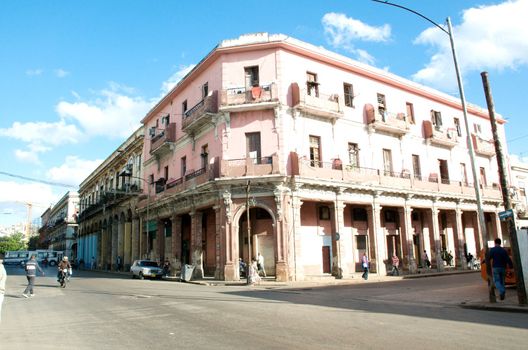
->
[220,155,280,178]
[472,134,495,157]
[220,83,279,112]
[290,152,502,200]
[365,104,410,137]
[423,121,458,148]
[182,90,219,135]
[150,122,176,156]
[291,83,343,121]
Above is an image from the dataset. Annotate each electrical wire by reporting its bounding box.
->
[0,171,77,189]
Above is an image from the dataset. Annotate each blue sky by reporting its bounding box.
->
[1,0,527,227]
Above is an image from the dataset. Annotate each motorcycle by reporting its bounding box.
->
[58,268,69,288]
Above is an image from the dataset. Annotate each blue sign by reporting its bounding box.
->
[498,209,514,221]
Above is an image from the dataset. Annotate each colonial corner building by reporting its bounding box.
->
[45,33,523,282]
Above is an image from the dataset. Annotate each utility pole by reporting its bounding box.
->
[481,71,527,305]
[246,180,252,285]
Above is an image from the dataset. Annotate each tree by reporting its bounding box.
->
[27,235,42,251]
[0,232,27,255]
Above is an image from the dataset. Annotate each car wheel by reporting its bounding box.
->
[131,273,136,279]
[138,272,144,280]
[50,261,56,267]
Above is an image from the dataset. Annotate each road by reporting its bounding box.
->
[1,265,527,350]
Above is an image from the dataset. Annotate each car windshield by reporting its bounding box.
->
[139,261,158,267]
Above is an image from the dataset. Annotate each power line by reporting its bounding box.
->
[0,171,77,189]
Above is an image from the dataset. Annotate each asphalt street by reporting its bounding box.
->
[1,265,527,350]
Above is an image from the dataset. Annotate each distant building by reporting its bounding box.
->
[41,192,79,259]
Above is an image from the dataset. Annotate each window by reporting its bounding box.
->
[201,145,209,169]
[348,143,360,168]
[383,149,393,176]
[181,157,186,177]
[161,114,170,126]
[439,159,449,184]
[182,100,188,116]
[149,174,154,185]
[245,132,261,162]
[164,166,169,181]
[244,66,259,88]
[384,210,397,223]
[460,163,468,186]
[406,102,415,124]
[377,93,386,118]
[202,82,209,99]
[343,83,354,107]
[480,167,487,187]
[412,154,421,179]
[352,208,368,221]
[309,135,321,167]
[356,235,367,250]
[454,118,462,136]
[431,110,443,129]
[306,72,319,97]
[319,206,330,220]
[473,123,482,134]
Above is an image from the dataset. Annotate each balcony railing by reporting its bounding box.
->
[365,104,410,136]
[291,152,502,200]
[182,90,218,134]
[150,122,177,156]
[220,83,279,112]
[472,134,495,157]
[220,155,279,177]
[291,83,343,120]
[423,121,458,148]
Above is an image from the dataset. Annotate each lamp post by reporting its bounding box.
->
[120,172,151,260]
[372,1,493,301]
[246,180,252,285]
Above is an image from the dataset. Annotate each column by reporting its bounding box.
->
[111,223,118,270]
[455,206,466,270]
[369,193,386,276]
[191,211,204,279]
[274,187,289,282]
[156,220,164,262]
[331,196,348,279]
[213,206,223,279]
[291,196,304,281]
[430,203,444,271]
[124,220,132,269]
[117,219,124,267]
[494,210,503,240]
[401,204,416,273]
[171,214,182,273]
[131,218,140,262]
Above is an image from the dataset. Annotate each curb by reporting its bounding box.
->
[403,269,480,279]
[459,302,528,313]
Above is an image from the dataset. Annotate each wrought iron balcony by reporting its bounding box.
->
[423,121,458,148]
[291,83,343,121]
[182,90,219,135]
[150,122,176,156]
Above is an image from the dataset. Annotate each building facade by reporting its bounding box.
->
[78,33,509,281]
[42,192,79,259]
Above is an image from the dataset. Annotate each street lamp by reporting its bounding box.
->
[372,1,492,300]
[119,171,151,260]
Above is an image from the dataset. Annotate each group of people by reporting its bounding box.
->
[239,252,267,285]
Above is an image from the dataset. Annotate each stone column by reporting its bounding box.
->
[455,206,466,270]
[291,196,304,281]
[331,194,348,279]
[494,210,503,240]
[274,186,289,282]
[124,220,132,269]
[221,190,237,281]
[191,211,204,279]
[430,202,444,271]
[401,203,416,273]
[131,218,139,262]
[171,214,182,274]
[99,227,105,270]
[117,219,124,267]
[156,220,164,262]
[369,193,385,276]
[111,222,118,271]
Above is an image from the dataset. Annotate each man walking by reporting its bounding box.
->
[257,252,266,277]
[391,254,400,276]
[23,255,44,298]
[0,257,7,322]
[361,252,369,280]
[487,238,513,300]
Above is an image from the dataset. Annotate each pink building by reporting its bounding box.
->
[95,33,509,281]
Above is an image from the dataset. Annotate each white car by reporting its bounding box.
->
[130,260,163,280]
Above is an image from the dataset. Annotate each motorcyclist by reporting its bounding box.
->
[57,256,72,282]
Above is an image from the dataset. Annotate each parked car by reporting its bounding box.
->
[130,260,163,280]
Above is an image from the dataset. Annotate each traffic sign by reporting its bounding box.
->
[498,209,514,221]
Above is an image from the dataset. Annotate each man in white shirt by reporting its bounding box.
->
[257,252,266,277]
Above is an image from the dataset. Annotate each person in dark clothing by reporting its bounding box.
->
[487,238,513,300]
[23,255,44,297]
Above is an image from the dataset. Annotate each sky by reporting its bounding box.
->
[0,0,527,227]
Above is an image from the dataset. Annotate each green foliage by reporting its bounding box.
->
[0,232,27,255]
[27,235,42,251]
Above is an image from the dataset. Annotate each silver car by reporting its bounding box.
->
[130,260,163,280]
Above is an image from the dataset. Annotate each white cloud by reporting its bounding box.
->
[413,0,528,90]
[322,12,390,65]
[0,120,83,148]
[14,149,41,164]
[56,83,153,139]
[47,156,103,186]
[0,181,57,207]
[26,68,43,76]
[161,64,196,95]
[55,68,70,78]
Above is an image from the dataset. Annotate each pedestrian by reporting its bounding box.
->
[466,252,474,270]
[91,256,96,270]
[162,259,171,277]
[257,252,266,277]
[23,255,44,298]
[423,250,431,269]
[391,254,400,276]
[116,256,122,272]
[0,257,7,322]
[487,238,513,300]
[249,259,261,285]
[361,252,369,280]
